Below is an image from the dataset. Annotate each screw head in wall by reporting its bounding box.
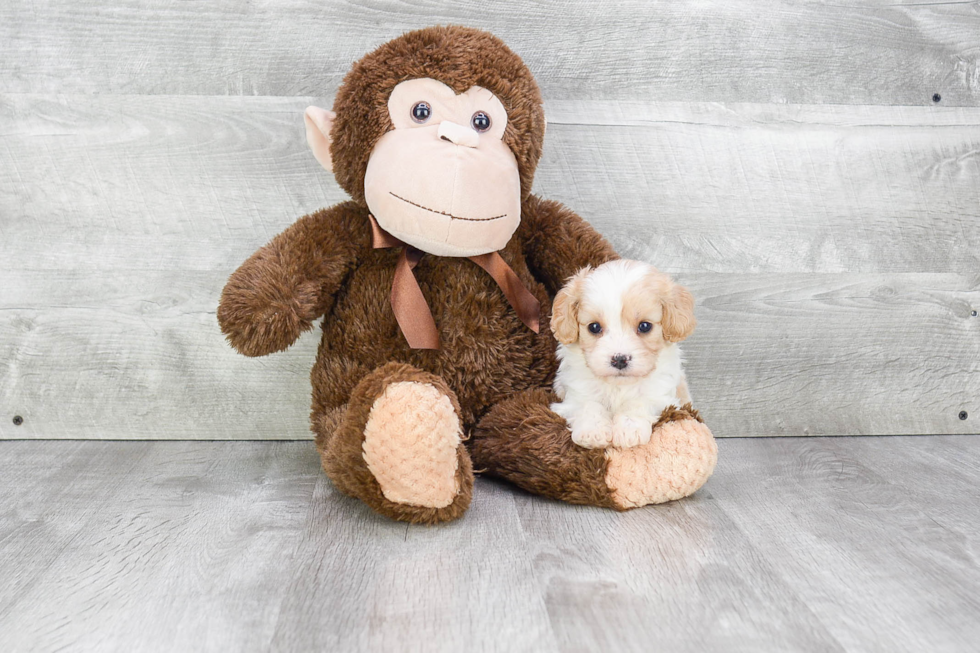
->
[12,415,23,426]
[932,93,942,103]
[960,411,969,421]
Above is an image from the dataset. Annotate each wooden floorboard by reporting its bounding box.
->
[708,437,980,652]
[1,436,978,652]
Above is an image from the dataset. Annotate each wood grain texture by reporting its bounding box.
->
[2,437,979,651]
[3,96,978,275]
[708,436,980,652]
[544,101,980,275]
[685,272,980,437]
[267,479,559,652]
[1,271,977,439]
[0,271,322,440]
[0,441,318,651]
[1,0,979,105]
[2,95,979,438]
[510,482,845,652]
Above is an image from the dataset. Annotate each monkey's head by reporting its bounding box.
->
[304,26,545,257]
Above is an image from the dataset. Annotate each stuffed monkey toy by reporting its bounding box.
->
[218,26,716,524]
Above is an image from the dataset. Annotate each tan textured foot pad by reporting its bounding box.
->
[362,381,462,508]
[604,419,718,509]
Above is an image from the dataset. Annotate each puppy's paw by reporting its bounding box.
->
[571,425,613,449]
[611,415,653,448]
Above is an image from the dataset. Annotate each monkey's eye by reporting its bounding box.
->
[587,322,602,335]
[471,111,491,132]
[411,102,432,123]
[638,321,653,334]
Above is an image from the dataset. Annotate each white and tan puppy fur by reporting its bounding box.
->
[550,260,696,449]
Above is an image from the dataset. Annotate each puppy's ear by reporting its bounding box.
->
[662,283,696,343]
[551,268,589,345]
[304,106,336,172]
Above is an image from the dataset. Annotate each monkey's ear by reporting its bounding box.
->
[304,106,336,172]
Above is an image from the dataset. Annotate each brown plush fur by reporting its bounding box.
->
[470,388,618,508]
[218,27,641,524]
[219,201,617,524]
[301,196,618,431]
[656,403,704,428]
[217,202,367,357]
[216,194,619,433]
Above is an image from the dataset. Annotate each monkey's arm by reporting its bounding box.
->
[217,202,369,357]
[518,195,619,296]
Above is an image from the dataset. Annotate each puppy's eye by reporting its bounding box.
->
[411,101,432,123]
[587,322,602,335]
[638,321,653,334]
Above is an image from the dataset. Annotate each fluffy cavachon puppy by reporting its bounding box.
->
[218,26,717,524]
[550,260,696,449]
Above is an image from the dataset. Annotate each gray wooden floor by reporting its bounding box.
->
[1,437,978,652]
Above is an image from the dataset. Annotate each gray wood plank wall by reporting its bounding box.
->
[1,1,978,439]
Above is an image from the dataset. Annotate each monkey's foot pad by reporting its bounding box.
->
[604,417,717,509]
[361,381,462,508]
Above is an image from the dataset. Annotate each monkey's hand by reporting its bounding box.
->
[218,260,321,357]
[217,205,366,357]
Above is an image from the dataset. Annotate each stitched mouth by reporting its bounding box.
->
[390,192,507,222]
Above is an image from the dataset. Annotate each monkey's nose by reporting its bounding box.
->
[438,121,480,148]
[610,354,631,370]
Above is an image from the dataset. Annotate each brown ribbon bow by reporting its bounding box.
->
[369,215,540,349]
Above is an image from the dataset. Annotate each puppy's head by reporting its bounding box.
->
[551,260,695,379]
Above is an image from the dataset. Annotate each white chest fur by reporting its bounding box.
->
[551,343,687,448]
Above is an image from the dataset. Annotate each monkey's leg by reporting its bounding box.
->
[314,362,473,524]
[470,389,716,510]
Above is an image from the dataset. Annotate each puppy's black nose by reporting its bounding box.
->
[610,354,631,370]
